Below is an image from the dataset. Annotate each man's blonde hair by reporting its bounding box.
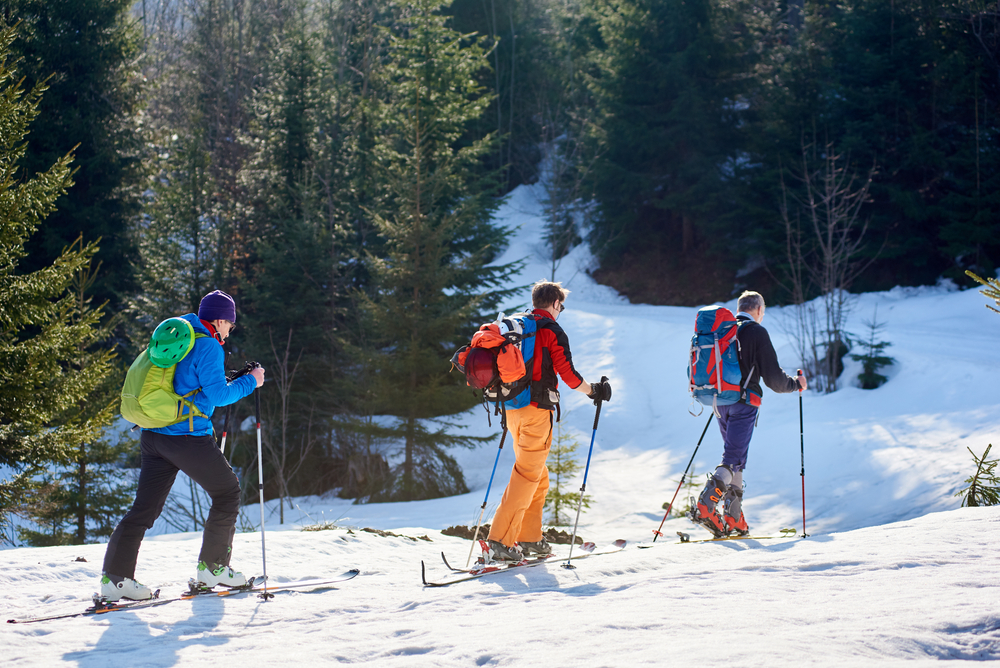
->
[532,280,570,308]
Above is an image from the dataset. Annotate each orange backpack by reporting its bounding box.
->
[451,314,533,402]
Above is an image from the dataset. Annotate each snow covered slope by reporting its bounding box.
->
[3,182,999,665]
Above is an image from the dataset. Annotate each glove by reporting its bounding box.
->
[587,378,612,405]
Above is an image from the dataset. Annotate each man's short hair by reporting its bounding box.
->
[737,290,765,313]
[532,280,569,308]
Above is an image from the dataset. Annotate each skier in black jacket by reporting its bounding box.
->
[691,290,807,537]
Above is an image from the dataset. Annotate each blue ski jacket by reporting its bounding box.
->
[147,313,256,437]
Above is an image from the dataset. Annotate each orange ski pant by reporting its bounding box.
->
[487,404,553,547]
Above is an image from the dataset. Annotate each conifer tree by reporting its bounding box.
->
[0,27,118,544]
[850,305,894,390]
[362,0,515,501]
[237,5,347,516]
[2,0,146,308]
[545,421,591,525]
[583,0,740,264]
[966,270,1000,314]
[956,444,1000,507]
[18,240,134,546]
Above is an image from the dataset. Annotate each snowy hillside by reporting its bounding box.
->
[4,181,1000,665]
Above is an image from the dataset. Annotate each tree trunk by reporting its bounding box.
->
[682,212,694,253]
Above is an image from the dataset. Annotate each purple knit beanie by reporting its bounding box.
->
[198,290,237,323]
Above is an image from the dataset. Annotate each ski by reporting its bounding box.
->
[439,549,562,575]
[422,540,626,587]
[636,528,797,548]
[6,569,360,624]
[214,569,361,598]
[439,543,581,574]
[6,586,208,625]
[675,529,799,544]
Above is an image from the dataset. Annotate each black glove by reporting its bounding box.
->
[587,378,612,405]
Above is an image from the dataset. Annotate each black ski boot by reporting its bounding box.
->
[519,538,552,556]
[483,540,525,563]
[690,474,729,538]
[723,486,749,536]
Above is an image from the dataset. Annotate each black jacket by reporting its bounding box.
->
[735,316,800,404]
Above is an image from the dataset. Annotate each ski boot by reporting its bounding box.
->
[519,537,553,556]
[723,485,750,537]
[196,561,248,588]
[482,539,525,563]
[100,574,154,601]
[690,474,729,538]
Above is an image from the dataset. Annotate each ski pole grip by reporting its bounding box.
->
[797,369,803,392]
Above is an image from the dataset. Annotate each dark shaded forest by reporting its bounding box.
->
[1,0,997,544]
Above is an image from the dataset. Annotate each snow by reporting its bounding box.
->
[4,181,1000,665]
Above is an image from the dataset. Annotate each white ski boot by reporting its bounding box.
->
[196,561,248,588]
[100,574,153,601]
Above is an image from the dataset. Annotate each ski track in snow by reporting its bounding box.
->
[3,182,1000,666]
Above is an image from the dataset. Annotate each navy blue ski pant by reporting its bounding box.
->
[103,430,241,579]
[717,403,759,473]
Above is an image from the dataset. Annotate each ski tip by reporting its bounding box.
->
[613,539,627,548]
[420,561,428,586]
[580,541,597,553]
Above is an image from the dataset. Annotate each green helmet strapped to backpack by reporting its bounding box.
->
[148,317,198,368]
[121,317,208,430]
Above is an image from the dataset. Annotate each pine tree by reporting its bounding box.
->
[583,0,741,264]
[362,0,515,501]
[850,305,894,390]
[966,270,1000,314]
[237,5,349,518]
[18,240,134,546]
[0,26,118,544]
[545,421,591,526]
[956,444,1000,507]
[2,0,146,309]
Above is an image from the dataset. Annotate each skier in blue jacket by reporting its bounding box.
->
[101,290,265,601]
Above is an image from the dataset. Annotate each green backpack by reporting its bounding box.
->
[121,317,208,431]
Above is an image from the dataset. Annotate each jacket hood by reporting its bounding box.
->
[178,312,211,336]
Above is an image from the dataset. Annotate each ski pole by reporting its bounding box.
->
[563,376,608,570]
[220,352,232,454]
[219,362,255,457]
[254,383,274,600]
[798,369,808,538]
[465,405,508,568]
[219,405,232,456]
[652,413,713,541]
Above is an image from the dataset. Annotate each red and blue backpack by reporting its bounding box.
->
[688,305,758,416]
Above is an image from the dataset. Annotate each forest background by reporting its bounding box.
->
[1,0,998,547]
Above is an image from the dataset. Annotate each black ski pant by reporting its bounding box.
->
[103,430,241,579]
